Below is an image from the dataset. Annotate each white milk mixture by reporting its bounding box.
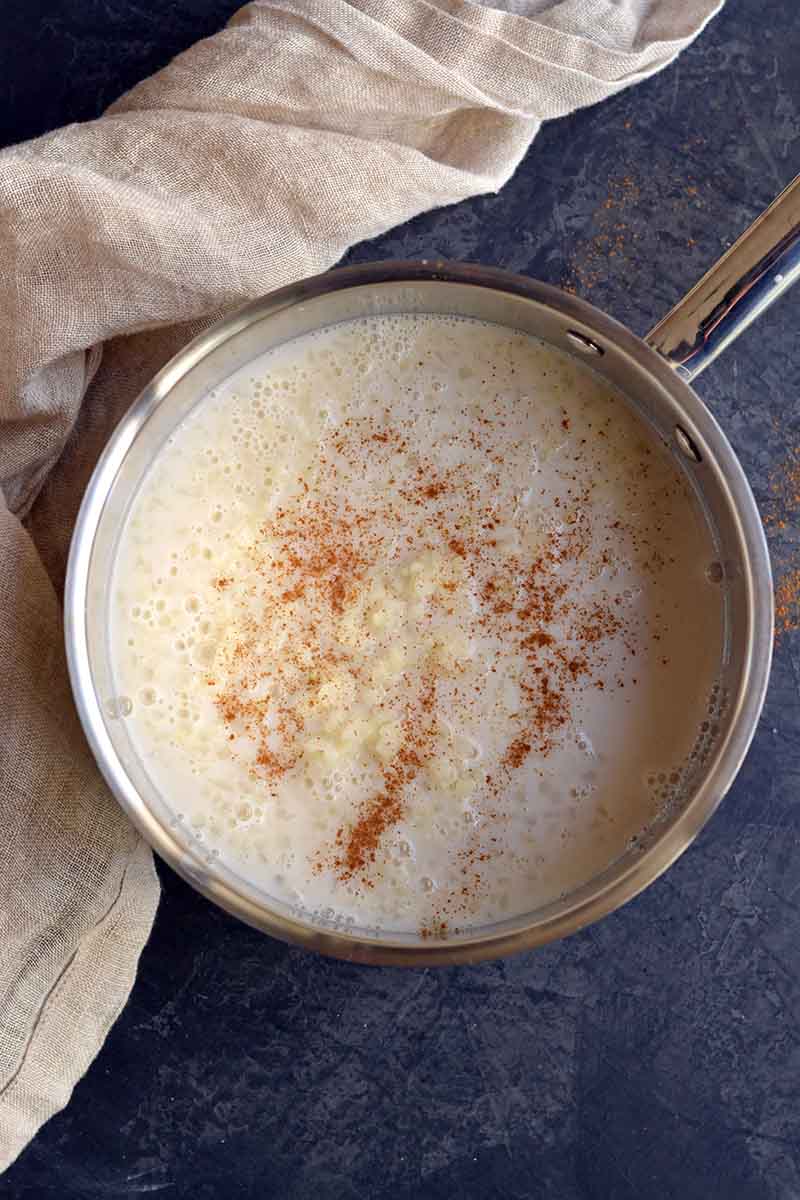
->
[112,315,724,935]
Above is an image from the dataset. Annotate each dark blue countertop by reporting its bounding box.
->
[2,3,799,1197]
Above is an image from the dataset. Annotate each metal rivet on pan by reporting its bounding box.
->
[675,426,703,463]
[565,330,604,356]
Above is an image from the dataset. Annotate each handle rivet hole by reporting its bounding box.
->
[566,330,604,356]
[675,426,703,463]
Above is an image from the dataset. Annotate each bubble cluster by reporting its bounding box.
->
[633,680,728,853]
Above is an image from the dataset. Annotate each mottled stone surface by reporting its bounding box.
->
[2,1,800,1197]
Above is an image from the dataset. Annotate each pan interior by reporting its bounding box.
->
[77,274,748,952]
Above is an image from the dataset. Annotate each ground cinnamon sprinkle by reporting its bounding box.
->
[210,493,378,782]
[503,735,531,771]
[423,480,449,500]
[419,475,651,933]
[564,175,641,295]
[763,440,800,641]
[331,779,404,886]
[203,396,667,932]
[329,677,438,885]
[774,569,800,640]
[563,156,708,296]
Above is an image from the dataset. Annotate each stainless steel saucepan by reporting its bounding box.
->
[65,175,800,965]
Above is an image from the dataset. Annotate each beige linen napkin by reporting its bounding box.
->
[0,0,722,1168]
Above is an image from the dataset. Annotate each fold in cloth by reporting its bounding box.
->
[0,0,722,1168]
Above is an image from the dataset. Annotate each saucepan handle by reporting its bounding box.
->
[646,173,800,382]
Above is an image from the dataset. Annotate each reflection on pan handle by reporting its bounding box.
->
[646,174,800,382]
